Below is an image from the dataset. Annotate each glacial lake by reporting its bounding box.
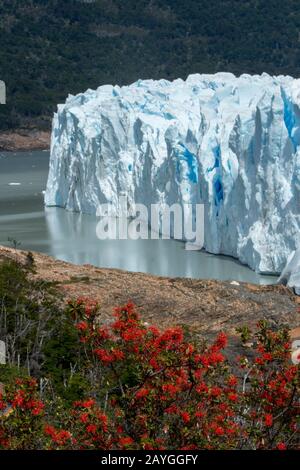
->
[0,150,277,285]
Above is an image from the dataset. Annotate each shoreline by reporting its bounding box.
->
[0,129,50,152]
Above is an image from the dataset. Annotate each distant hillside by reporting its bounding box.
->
[1,0,300,131]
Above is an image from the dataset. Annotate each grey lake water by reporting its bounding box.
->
[0,150,277,284]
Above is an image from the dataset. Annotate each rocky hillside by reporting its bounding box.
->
[0,245,299,342]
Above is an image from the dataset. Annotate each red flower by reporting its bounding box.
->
[12,390,25,408]
[277,442,287,450]
[76,321,88,331]
[226,427,237,436]
[31,401,44,416]
[198,355,210,367]
[215,332,227,349]
[181,411,191,423]
[119,437,134,447]
[44,425,72,445]
[57,430,72,444]
[97,327,110,340]
[80,412,89,423]
[86,424,97,435]
[255,357,265,366]
[97,413,108,428]
[210,386,222,398]
[262,352,273,362]
[136,388,149,399]
[113,349,125,361]
[94,348,113,363]
[209,352,225,365]
[214,426,225,436]
[44,424,56,439]
[162,384,179,396]
[228,375,238,387]
[74,399,95,409]
[121,327,146,342]
[0,399,6,411]
[164,404,179,415]
[156,327,184,349]
[228,392,238,402]
[94,348,124,363]
[149,357,159,370]
[195,382,209,394]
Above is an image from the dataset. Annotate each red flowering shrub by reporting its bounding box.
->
[0,301,299,450]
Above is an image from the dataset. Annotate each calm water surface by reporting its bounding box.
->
[0,151,277,284]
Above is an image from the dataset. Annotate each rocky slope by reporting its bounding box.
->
[0,129,50,151]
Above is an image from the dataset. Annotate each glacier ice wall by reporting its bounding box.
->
[45,72,300,273]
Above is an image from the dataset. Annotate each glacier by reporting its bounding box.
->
[45,72,300,274]
[277,248,300,294]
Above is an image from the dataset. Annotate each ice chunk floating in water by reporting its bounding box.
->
[45,72,300,274]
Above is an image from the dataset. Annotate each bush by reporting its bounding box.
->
[0,259,85,399]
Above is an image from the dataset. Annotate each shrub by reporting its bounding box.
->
[0,259,85,400]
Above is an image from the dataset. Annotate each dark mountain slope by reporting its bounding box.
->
[1,0,300,130]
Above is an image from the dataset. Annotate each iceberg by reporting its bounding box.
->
[45,72,300,274]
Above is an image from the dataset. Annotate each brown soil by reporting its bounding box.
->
[0,245,299,343]
[0,129,50,151]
